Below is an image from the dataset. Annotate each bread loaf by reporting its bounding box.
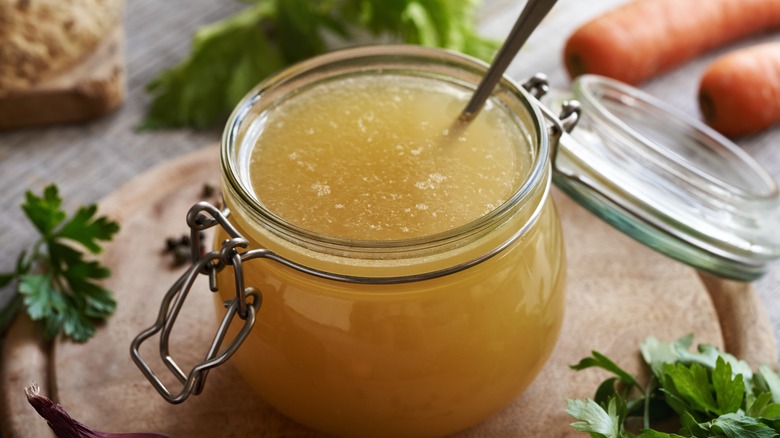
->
[0,0,123,90]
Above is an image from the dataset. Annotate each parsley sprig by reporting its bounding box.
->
[567,335,780,438]
[142,0,498,130]
[0,185,120,342]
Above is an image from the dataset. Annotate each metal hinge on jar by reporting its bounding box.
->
[520,73,582,163]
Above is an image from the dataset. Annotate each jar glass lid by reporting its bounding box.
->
[547,75,780,281]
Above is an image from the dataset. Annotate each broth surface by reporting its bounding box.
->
[248,74,532,240]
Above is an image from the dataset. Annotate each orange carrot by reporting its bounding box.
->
[564,0,780,85]
[698,42,780,137]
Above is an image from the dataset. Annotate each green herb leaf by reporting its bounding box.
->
[571,351,641,390]
[756,366,780,404]
[595,377,621,406]
[569,336,780,438]
[712,357,745,415]
[567,397,625,438]
[661,362,719,417]
[19,274,59,321]
[1,184,120,342]
[142,0,498,130]
[677,410,712,437]
[746,392,780,419]
[143,3,285,130]
[21,184,66,238]
[708,413,777,438]
[55,205,120,254]
[641,335,753,385]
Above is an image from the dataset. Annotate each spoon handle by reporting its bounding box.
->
[461,0,559,121]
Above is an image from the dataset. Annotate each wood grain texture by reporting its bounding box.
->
[0,314,54,438]
[700,272,778,368]
[1,146,773,437]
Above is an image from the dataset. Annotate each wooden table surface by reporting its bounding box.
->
[1,0,779,403]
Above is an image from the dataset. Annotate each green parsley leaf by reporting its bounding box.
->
[677,411,712,437]
[19,274,60,321]
[571,350,642,390]
[567,397,626,438]
[706,413,776,438]
[746,392,780,422]
[569,336,780,438]
[661,362,719,417]
[595,377,622,405]
[55,204,120,254]
[642,336,753,386]
[21,184,66,238]
[0,184,120,342]
[756,366,780,404]
[142,0,498,130]
[712,357,745,415]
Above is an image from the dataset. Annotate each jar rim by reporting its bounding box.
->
[220,45,551,257]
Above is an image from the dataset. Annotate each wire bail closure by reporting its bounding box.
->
[130,202,262,404]
[129,73,580,404]
[520,73,581,165]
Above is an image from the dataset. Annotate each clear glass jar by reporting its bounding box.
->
[214,45,566,437]
[131,41,780,438]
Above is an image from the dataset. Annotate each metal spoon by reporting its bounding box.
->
[460,0,559,121]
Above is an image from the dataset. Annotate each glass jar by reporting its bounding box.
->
[211,45,567,437]
[131,43,780,438]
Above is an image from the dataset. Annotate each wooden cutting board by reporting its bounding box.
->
[1,145,776,437]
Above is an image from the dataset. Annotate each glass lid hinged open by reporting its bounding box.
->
[541,74,780,282]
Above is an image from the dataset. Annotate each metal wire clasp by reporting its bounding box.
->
[521,73,581,164]
[130,202,261,404]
